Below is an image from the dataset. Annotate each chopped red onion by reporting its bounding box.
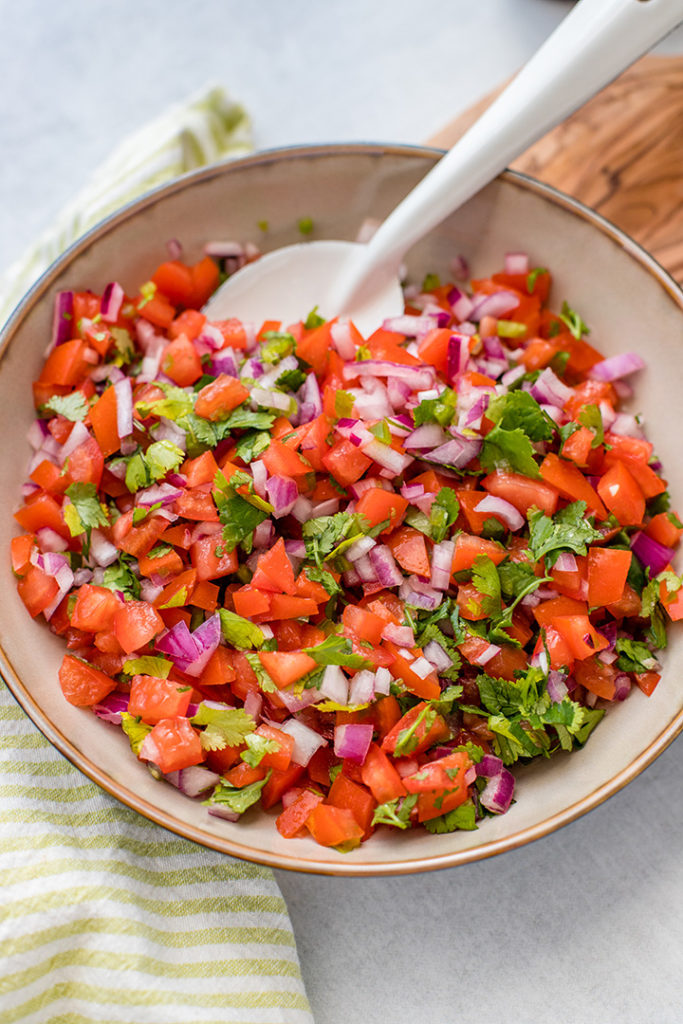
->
[345,360,435,391]
[474,495,524,531]
[166,765,220,797]
[447,333,470,380]
[425,434,482,469]
[277,686,321,714]
[475,754,505,778]
[430,540,455,591]
[330,319,357,360]
[501,365,526,387]
[470,291,519,321]
[374,667,392,696]
[279,718,326,766]
[447,287,474,322]
[346,536,377,562]
[423,639,453,673]
[265,475,298,518]
[320,664,349,705]
[334,723,373,764]
[381,623,415,647]
[546,670,569,703]
[614,673,632,701]
[387,376,413,409]
[404,424,449,450]
[353,554,377,584]
[348,670,376,706]
[101,282,124,323]
[588,352,645,382]
[252,520,274,549]
[50,291,75,351]
[530,367,573,407]
[450,254,470,281]
[473,642,501,667]
[311,499,341,517]
[480,768,515,814]
[554,551,578,573]
[204,239,245,259]
[382,314,440,338]
[369,545,404,588]
[35,526,67,553]
[410,657,435,680]
[399,580,442,611]
[609,413,644,439]
[92,690,130,725]
[250,459,267,498]
[504,251,529,275]
[360,438,414,475]
[251,387,292,412]
[631,531,673,577]
[59,420,90,463]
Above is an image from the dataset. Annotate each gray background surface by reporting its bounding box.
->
[3,3,683,1022]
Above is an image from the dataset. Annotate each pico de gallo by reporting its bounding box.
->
[11,240,683,851]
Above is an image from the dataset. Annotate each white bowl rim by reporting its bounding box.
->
[2,141,683,876]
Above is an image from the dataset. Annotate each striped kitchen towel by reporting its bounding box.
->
[0,86,313,1024]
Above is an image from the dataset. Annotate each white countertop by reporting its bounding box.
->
[3,3,683,1022]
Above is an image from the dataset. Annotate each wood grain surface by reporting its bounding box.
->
[428,56,683,284]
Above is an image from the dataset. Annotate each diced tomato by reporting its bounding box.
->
[70,585,121,632]
[586,547,632,607]
[114,600,165,654]
[386,526,431,576]
[141,717,204,773]
[360,743,407,803]
[257,650,317,688]
[355,487,408,532]
[451,533,506,573]
[128,675,192,725]
[305,803,364,849]
[597,461,645,527]
[190,535,238,581]
[17,564,59,618]
[540,453,607,519]
[261,763,306,810]
[322,438,372,487]
[481,471,559,516]
[327,774,376,838]
[573,657,617,700]
[161,336,203,386]
[276,789,324,839]
[381,702,450,756]
[195,375,249,421]
[58,654,116,706]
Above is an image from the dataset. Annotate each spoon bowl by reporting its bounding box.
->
[205,0,682,329]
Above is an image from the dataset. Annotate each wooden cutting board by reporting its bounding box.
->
[428,56,683,285]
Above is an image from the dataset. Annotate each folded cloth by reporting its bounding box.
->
[0,86,313,1024]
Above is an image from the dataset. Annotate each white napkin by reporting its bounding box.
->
[0,85,313,1024]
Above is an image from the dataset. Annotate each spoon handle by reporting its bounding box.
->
[334,0,683,312]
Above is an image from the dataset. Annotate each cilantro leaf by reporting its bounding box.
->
[120,713,151,756]
[204,771,271,815]
[122,655,172,678]
[234,430,271,464]
[578,404,605,447]
[44,392,89,422]
[223,407,276,431]
[304,307,326,330]
[497,560,537,600]
[486,390,554,442]
[423,799,478,833]
[413,389,457,428]
[615,638,659,673]
[63,482,109,538]
[243,652,277,693]
[303,634,372,669]
[334,390,355,419]
[430,487,460,543]
[527,501,602,567]
[276,368,307,392]
[304,566,343,597]
[470,555,502,617]
[191,703,256,750]
[260,331,296,364]
[219,609,265,650]
[371,793,418,830]
[559,301,590,339]
[527,267,548,294]
[393,705,438,757]
[240,732,280,768]
[101,558,141,599]
[480,424,541,478]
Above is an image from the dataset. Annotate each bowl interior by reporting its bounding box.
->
[2,144,682,875]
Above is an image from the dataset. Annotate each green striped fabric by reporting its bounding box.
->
[0,87,313,1024]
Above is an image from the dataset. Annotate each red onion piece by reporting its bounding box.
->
[166,765,220,798]
[470,291,519,321]
[554,551,578,573]
[530,367,573,407]
[480,768,515,814]
[265,475,298,518]
[348,670,376,706]
[208,805,241,822]
[381,623,415,647]
[360,438,413,474]
[334,723,373,764]
[475,754,505,778]
[50,291,74,350]
[404,424,449,450]
[473,642,501,667]
[92,690,130,725]
[330,319,357,360]
[474,495,524,531]
[423,639,453,673]
[631,531,673,577]
[101,282,124,323]
[368,545,403,588]
[504,251,529,275]
[278,719,327,766]
[344,360,435,391]
[430,540,455,591]
[425,434,482,469]
[588,352,645,382]
[319,665,349,704]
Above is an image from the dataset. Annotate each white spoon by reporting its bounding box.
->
[205,0,683,335]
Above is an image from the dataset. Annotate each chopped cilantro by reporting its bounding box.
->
[298,217,314,235]
[234,430,271,464]
[496,320,527,339]
[480,424,541,478]
[527,501,602,568]
[578,404,605,447]
[122,655,172,678]
[303,634,371,670]
[559,300,590,339]
[276,367,307,392]
[218,609,265,650]
[423,799,478,833]
[304,307,326,329]
[413,389,457,428]
[371,793,418,830]
[101,558,141,600]
[241,732,280,768]
[527,267,548,294]
[334,390,355,419]
[120,713,151,756]
[486,390,554,442]
[191,703,256,751]
[615,638,659,674]
[260,331,296,364]
[63,482,109,541]
[204,771,271,815]
[221,407,276,431]
[422,272,440,292]
[44,392,89,422]
[243,651,277,693]
[429,487,460,543]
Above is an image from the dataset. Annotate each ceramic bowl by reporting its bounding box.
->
[2,144,682,875]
